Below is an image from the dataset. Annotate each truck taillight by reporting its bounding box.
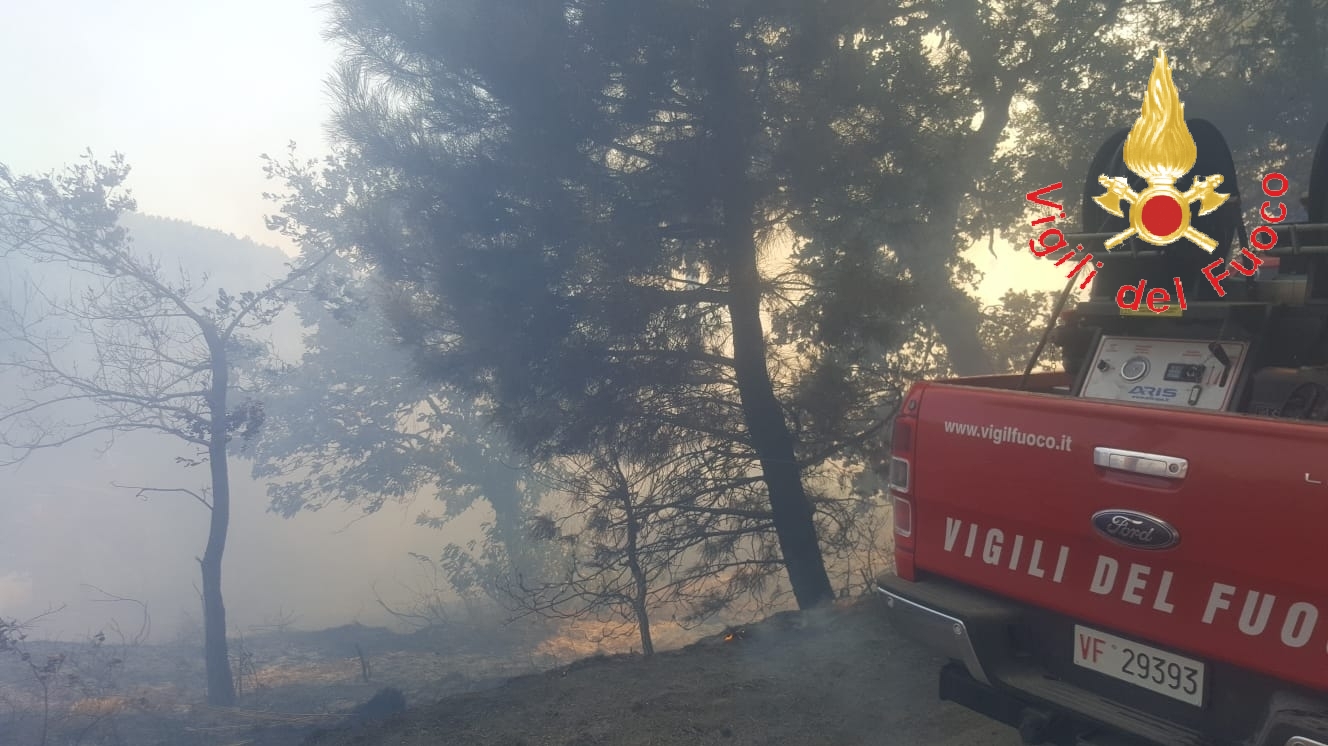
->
[889,408,918,580]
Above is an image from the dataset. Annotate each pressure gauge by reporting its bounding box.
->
[1120,356,1150,382]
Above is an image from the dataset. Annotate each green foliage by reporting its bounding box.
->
[264,0,1144,611]
[264,0,1328,616]
[979,290,1064,375]
[304,1,876,455]
[247,233,542,551]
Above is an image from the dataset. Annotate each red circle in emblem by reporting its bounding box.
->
[1140,194,1184,238]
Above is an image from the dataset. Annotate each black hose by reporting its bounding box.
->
[1017,129,1130,390]
[1018,271,1080,390]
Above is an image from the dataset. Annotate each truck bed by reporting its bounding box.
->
[905,377,1328,694]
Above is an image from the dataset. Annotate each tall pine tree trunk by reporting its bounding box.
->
[725,227,835,609]
[486,468,529,574]
[705,25,834,610]
[202,337,236,706]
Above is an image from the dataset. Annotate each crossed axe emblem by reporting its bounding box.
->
[1093,174,1229,252]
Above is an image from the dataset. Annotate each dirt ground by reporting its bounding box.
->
[302,599,1021,746]
[1,596,1022,745]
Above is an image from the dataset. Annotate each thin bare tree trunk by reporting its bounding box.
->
[623,492,654,656]
[202,336,236,706]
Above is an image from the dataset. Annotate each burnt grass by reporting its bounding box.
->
[301,598,1019,746]
[1,598,1020,746]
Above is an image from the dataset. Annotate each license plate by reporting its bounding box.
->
[1072,624,1205,707]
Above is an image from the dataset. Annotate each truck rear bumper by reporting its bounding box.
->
[874,573,1328,746]
[875,583,989,685]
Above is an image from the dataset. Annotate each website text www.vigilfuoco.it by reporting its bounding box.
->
[942,420,1072,452]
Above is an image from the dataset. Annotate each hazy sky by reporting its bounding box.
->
[1,0,337,254]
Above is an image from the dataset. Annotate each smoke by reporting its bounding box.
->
[0,402,472,643]
[0,214,474,642]
[0,572,34,610]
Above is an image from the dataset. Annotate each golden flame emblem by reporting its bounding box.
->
[1094,49,1228,251]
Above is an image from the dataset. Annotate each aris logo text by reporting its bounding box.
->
[1128,385,1178,401]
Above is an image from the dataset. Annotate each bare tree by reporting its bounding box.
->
[0,606,66,746]
[493,434,789,657]
[0,153,327,705]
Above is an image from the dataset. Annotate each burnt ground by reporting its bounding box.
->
[1,597,1021,746]
[302,599,1021,746]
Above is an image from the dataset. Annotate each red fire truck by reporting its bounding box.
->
[875,119,1328,746]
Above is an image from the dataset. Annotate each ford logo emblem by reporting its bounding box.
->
[1091,510,1180,550]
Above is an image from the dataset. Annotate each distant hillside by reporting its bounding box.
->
[119,212,291,291]
[1,211,304,362]
[2,212,291,301]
